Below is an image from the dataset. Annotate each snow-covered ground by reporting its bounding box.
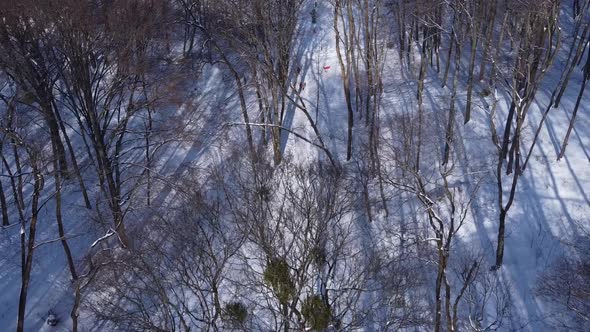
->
[1,0,589,331]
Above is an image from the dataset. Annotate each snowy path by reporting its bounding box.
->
[283,0,348,163]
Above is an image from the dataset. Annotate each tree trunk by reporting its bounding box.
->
[17,163,44,332]
[363,0,373,126]
[415,37,428,172]
[51,141,78,280]
[52,99,91,209]
[434,239,445,332]
[500,100,517,161]
[85,104,130,248]
[71,279,82,332]
[557,73,588,160]
[0,140,8,226]
[495,209,507,268]
[441,23,455,88]
[1,150,25,224]
[43,100,69,175]
[478,0,497,82]
[12,144,25,211]
[334,1,354,161]
[0,180,7,226]
[443,41,461,165]
[464,32,479,124]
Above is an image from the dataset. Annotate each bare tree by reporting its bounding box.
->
[49,0,171,247]
[177,0,304,165]
[491,0,560,268]
[0,126,45,332]
[0,1,69,176]
[536,225,590,331]
[85,171,243,331]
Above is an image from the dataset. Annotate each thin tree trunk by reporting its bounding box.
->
[465,20,480,124]
[0,139,8,226]
[415,37,428,172]
[434,237,444,332]
[0,179,7,226]
[478,0,497,82]
[44,100,69,175]
[142,80,153,207]
[489,13,509,87]
[396,1,406,63]
[52,100,91,209]
[494,159,520,268]
[334,1,354,161]
[363,0,374,126]
[85,102,130,248]
[441,24,455,88]
[51,147,78,280]
[500,100,518,161]
[444,270,452,332]
[253,65,269,146]
[443,40,461,165]
[17,160,44,332]
[557,74,588,160]
[13,144,25,210]
[71,279,82,332]
[347,1,362,115]
[1,151,25,224]
[495,209,507,268]
[231,69,256,159]
[554,26,589,108]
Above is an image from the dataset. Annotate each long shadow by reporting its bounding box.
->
[534,88,590,208]
[140,66,236,212]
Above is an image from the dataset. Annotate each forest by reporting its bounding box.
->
[0,0,589,331]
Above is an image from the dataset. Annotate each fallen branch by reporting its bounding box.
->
[226,122,336,166]
[33,234,84,249]
[91,229,116,248]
